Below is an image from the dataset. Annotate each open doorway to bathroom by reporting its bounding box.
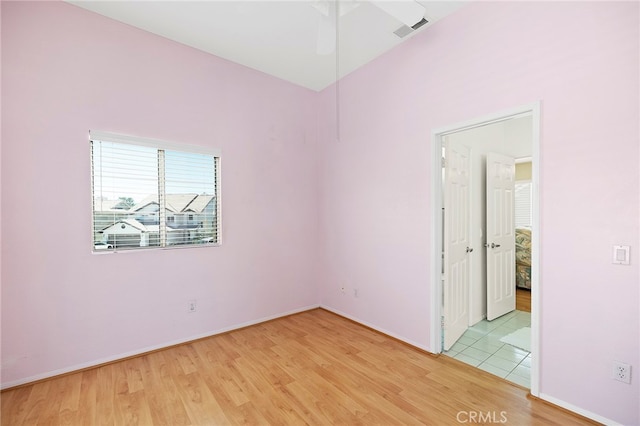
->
[430,103,540,395]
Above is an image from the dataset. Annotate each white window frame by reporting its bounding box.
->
[90,130,221,253]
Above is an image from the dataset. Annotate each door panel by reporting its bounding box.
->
[486,152,516,321]
[443,142,471,350]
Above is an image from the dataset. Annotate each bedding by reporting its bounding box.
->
[515,227,532,289]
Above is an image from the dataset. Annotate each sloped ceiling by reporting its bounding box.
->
[68,1,467,91]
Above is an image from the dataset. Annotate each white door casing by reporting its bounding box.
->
[486,152,516,321]
[431,102,540,396]
[443,141,472,350]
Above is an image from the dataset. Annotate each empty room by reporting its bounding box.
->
[1,1,638,425]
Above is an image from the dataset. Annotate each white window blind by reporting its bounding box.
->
[90,131,220,252]
[515,180,532,228]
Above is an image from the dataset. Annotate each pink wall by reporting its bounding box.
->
[318,1,639,424]
[1,2,319,386]
[2,1,639,424]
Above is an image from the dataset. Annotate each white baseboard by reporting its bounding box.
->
[1,304,320,390]
[538,393,620,426]
[319,305,434,354]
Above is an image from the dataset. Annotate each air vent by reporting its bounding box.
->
[393,17,429,38]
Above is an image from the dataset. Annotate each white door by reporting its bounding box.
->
[486,152,516,321]
[443,141,472,350]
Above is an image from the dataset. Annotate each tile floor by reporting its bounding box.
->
[443,310,531,388]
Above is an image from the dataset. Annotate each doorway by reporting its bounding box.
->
[430,103,540,396]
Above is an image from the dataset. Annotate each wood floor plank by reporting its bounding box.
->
[517,287,532,312]
[113,389,154,426]
[21,379,53,425]
[75,370,97,426]
[123,357,145,395]
[205,361,251,407]
[136,352,189,426]
[1,385,33,425]
[173,371,230,425]
[311,361,425,425]
[2,308,599,425]
[94,365,116,426]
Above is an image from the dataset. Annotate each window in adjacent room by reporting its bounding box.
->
[514,160,532,228]
[90,131,220,252]
[515,181,532,228]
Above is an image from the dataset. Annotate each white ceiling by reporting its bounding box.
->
[68,1,467,91]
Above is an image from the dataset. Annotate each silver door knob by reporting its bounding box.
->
[490,243,501,249]
[466,247,474,253]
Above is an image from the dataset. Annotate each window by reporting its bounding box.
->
[515,180,532,228]
[90,131,220,252]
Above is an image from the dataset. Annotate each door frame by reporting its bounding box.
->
[429,102,541,397]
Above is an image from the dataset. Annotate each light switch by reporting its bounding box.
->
[613,245,630,265]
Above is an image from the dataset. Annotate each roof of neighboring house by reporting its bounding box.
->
[93,198,133,212]
[166,194,199,213]
[100,218,147,232]
[183,194,215,213]
[131,195,162,213]
[131,194,214,213]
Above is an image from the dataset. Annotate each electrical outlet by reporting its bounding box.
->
[613,361,631,384]
[353,288,358,298]
[188,300,197,313]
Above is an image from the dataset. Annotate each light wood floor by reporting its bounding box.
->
[516,287,532,313]
[2,309,596,425]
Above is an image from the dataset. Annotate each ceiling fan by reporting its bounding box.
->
[313,0,428,55]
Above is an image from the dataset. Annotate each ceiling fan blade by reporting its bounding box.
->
[371,0,425,27]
